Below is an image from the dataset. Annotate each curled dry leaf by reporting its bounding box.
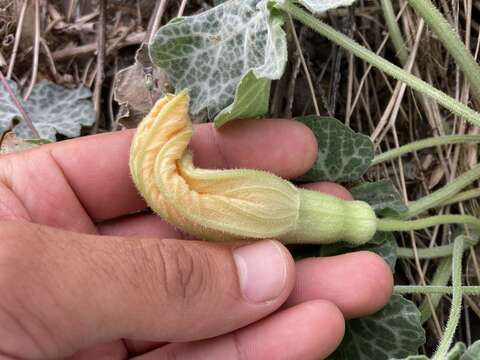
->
[129,91,377,245]
[428,164,445,190]
[113,44,171,128]
[0,132,40,154]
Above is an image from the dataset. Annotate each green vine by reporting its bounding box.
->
[381,0,408,64]
[397,237,478,259]
[418,258,452,324]
[405,164,480,217]
[407,0,480,101]
[377,215,480,232]
[394,285,480,296]
[432,236,464,359]
[372,135,480,165]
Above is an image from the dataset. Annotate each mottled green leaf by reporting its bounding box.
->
[150,0,286,118]
[0,80,95,141]
[295,115,373,182]
[368,231,393,245]
[361,233,397,271]
[445,342,467,360]
[288,0,356,14]
[330,295,425,360]
[214,71,270,127]
[350,179,408,217]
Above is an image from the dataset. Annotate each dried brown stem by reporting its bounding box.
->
[0,71,40,138]
[92,0,107,133]
[24,0,41,100]
[52,31,145,60]
[7,0,29,79]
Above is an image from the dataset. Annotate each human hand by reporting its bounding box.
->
[0,118,393,360]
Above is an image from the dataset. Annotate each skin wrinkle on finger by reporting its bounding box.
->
[67,341,128,360]
[0,158,31,221]
[98,212,182,239]
[0,152,97,233]
[208,120,230,169]
[45,150,97,234]
[0,183,31,221]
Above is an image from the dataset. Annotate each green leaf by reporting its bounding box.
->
[150,0,287,118]
[295,115,373,182]
[446,342,467,360]
[330,295,425,360]
[0,80,95,141]
[368,231,394,245]
[461,340,480,360]
[292,0,356,14]
[214,71,271,127]
[350,179,408,217]
[334,297,424,359]
[362,233,397,271]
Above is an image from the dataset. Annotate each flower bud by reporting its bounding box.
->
[129,91,377,245]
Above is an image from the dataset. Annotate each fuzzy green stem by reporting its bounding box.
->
[377,214,480,232]
[406,164,480,217]
[419,258,452,323]
[275,1,480,128]
[381,0,408,64]
[441,188,480,206]
[372,135,480,165]
[408,0,480,101]
[397,237,478,258]
[433,236,464,359]
[395,285,480,296]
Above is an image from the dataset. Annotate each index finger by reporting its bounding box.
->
[47,118,317,221]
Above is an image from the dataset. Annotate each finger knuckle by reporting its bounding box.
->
[149,239,211,306]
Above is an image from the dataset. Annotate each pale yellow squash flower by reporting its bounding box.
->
[129,91,378,245]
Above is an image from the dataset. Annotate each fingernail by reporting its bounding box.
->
[233,240,287,303]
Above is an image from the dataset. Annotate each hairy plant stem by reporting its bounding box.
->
[372,135,480,165]
[395,285,480,296]
[406,164,480,217]
[381,0,408,64]
[377,214,480,232]
[397,237,478,258]
[419,258,452,324]
[275,1,480,127]
[433,236,464,359]
[407,0,480,101]
[441,188,480,207]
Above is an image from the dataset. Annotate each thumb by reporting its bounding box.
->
[0,220,294,359]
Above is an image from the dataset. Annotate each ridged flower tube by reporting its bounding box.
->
[129,91,378,245]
